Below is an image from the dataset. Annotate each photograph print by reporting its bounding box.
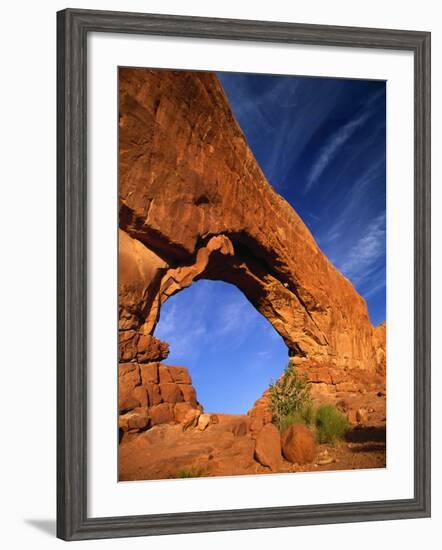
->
[118,67,386,481]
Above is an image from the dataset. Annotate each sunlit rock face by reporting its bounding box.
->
[118,67,385,379]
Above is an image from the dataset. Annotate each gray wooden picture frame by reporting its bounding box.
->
[57,8,431,541]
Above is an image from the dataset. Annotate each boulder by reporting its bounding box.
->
[281,424,316,464]
[118,394,140,414]
[254,423,282,471]
[197,414,213,431]
[182,408,201,431]
[248,396,273,435]
[119,407,149,432]
[356,408,369,424]
[159,383,183,404]
[174,402,195,423]
[149,403,174,425]
[139,362,159,385]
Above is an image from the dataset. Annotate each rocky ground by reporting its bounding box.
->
[119,408,386,482]
[118,360,386,481]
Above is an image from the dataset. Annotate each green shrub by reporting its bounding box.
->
[269,362,313,431]
[279,402,316,433]
[175,467,205,478]
[315,404,349,444]
[301,401,315,426]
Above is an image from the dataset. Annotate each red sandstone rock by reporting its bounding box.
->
[119,395,140,414]
[119,407,149,432]
[118,228,167,333]
[137,334,169,362]
[281,424,316,464]
[336,382,357,393]
[224,416,249,437]
[117,68,387,468]
[159,383,183,403]
[347,410,358,425]
[373,322,386,376]
[118,68,385,374]
[254,423,282,471]
[180,385,197,406]
[182,408,201,431]
[174,402,195,423]
[197,413,218,431]
[119,422,263,481]
[139,362,159,385]
[167,365,192,384]
[197,414,212,431]
[336,398,350,412]
[330,369,347,385]
[131,386,149,408]
[119,362,140,389]
[249,416,265,434]
[356,408,369,425]
[119,331,138,362]
[158,365,173,384]
[149,403,174,425]
[144,383,162,406]
[248,395,274,435]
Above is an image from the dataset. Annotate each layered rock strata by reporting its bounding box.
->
[119,361,201,435]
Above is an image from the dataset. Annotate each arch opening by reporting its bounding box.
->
[154,279,289,414]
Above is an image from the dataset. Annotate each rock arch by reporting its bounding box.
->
[118,67,384,376]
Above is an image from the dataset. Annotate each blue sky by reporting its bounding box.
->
[217,72,386,324]
[154,71,386,414]
[154,280,288,414]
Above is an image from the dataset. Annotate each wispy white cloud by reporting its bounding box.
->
[339,212,386,283]
[155,301,206,361]
[305,110,372,193]
[320,156,385,246]
[363,277,386,299]
[220,77,292,136]
[154,281,271,361]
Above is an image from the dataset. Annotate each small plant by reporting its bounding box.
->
[279,401,316,433]
[175,467,205,479]
[269,361,313,431]
[315,404,349,444]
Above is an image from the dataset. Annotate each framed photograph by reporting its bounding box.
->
[57,8,431,541]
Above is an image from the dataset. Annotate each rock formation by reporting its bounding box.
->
[281,424,317,465]
[119,361,202,435]
[118,67,386,436]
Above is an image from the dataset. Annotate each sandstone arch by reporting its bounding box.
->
[118,67,384,375]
